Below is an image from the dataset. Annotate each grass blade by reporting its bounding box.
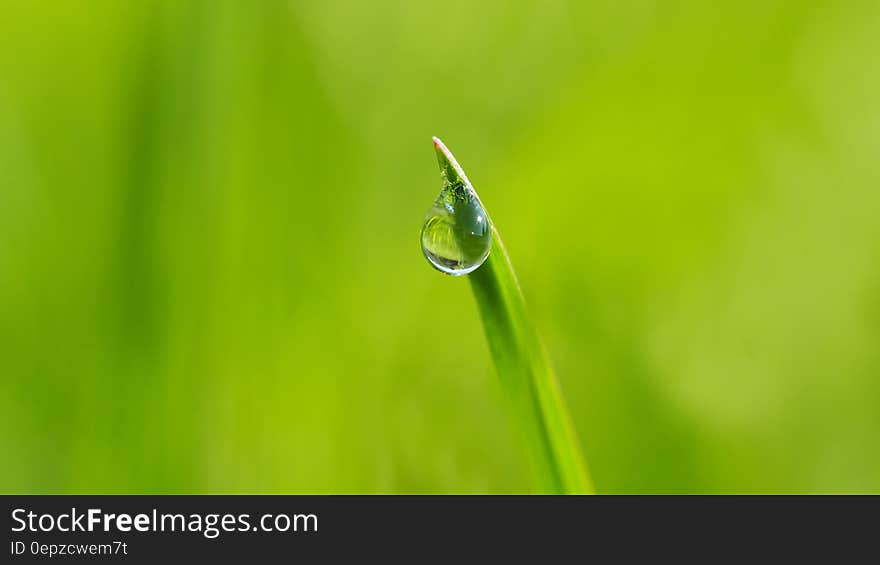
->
[431,138,594,494]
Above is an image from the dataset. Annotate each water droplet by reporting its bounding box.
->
[421,137,492,276]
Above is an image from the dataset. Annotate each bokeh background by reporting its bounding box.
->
[2,1,879,493]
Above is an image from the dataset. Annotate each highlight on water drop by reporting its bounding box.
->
[420,137,492,276]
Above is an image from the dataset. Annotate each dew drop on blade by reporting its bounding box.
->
[420,137,492,276]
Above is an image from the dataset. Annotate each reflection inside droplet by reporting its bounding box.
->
[420,138,492,276]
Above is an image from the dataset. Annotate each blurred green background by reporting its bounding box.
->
[1,1,879,493]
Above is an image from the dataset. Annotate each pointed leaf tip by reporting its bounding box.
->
[431,136,467,187]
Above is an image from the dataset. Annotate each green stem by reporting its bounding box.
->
[469,227,594,494]
[430,136,593,493]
